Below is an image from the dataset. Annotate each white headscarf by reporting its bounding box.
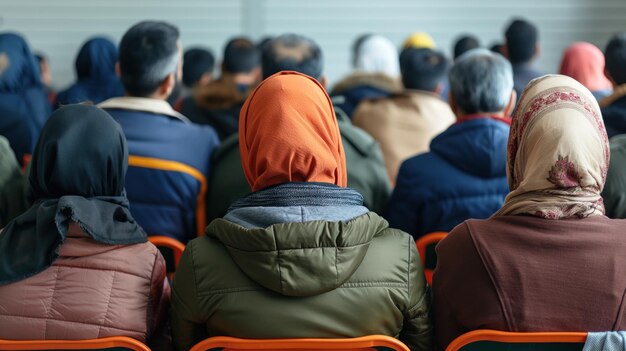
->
[354,35,400,78]
[493,74,610,219]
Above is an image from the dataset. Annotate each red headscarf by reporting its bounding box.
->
[559,42,612,92]
[239,71,347,192]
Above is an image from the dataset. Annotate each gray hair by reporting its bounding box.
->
[448,48,513,114]
[262,34,323,80]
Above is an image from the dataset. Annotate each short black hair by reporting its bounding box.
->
[505,18,538,64]
[605,33,626,85]
[490,43,504,54]
[262,34,323,80]
[119,21,180,97]
[453,35,480,60]
[399,47,449,91]
[257,36,274,51]
[34,52,46,64]
[182,47,215,88]
[223,37,260,74]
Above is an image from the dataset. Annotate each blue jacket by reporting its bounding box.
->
[0,33,51,146]
[602,95,626,138]
[388,117,510,239]
[0,104,33,164]
[100,97,220,243]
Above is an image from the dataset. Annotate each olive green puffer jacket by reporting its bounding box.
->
[170,212,432,351]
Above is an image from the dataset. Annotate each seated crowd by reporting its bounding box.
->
[1,15,626,351]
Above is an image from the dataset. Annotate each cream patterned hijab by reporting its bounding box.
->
[494,74,609,219]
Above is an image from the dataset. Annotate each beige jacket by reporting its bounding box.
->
[353,91,455,182]
[0,222,169,344]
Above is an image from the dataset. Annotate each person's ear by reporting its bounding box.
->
[434,83,444,95]
[448,91,461,119]
[534,43,541,59]
[161,72,176,97]
[502,44,510,59]
[115,62,121,77]
[198,73,212,87]
[504,90,517,116]
[319,75,327,89]
[252,67,262,83]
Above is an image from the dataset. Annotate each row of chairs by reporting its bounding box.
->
[0,330,589,351]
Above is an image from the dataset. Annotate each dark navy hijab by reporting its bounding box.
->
[56,37,124,106]
[0,33,42,92]
[0,105,146,285]
[0,32,50,135]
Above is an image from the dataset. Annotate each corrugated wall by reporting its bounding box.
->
[1,0,625,88]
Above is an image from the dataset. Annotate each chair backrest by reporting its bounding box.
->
[128,155,207,237]
[415,231,447,285]
[189,335,410,351]
[0,336,151,351]
[148,235,186,275]
[446,330,588,351]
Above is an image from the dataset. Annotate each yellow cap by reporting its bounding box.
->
[402,32,436,49]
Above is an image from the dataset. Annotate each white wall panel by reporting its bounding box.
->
[1,0,624,88]
[0,0,244,89]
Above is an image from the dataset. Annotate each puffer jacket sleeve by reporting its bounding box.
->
[399,235,433,351]
[171,240,209,351]
[147,248,171,351]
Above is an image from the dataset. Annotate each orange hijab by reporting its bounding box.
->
[239,71,347,192]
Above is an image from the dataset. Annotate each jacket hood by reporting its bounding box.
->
[193,74,248,110]
[331,72,402,95]
[431,117,510,178]
[206,212,388,297]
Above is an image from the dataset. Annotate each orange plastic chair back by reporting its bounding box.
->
[128,155,207,237]
[415,231,447,285]
[445,330,588,351]
[189,335,410,351]
[148,235,186,279]
[0,336,151,351]
[148,236,186,268]
[22,153,31,173]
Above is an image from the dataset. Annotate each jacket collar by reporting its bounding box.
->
[398,89,445,100]
[98,96,191,123]
[331,72,402,95]
[455,113,512,126]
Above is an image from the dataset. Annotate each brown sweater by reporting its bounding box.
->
[433,215,626,350]
[352,91,455,182]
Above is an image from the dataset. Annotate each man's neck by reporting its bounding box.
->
[232,73,255,86]
[124,92,169,101]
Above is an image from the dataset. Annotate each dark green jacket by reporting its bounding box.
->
[0,136,28,227]
[206,110,391,220]
[170,212,432,351]
[603,134,626,218]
